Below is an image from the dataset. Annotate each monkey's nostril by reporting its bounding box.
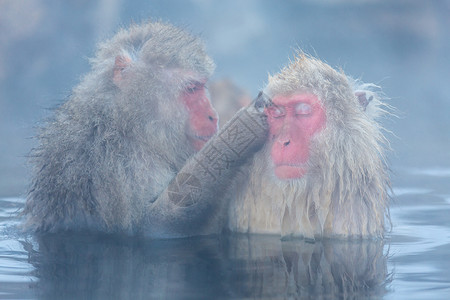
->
[208,115,214,121]
[284,140,290,146]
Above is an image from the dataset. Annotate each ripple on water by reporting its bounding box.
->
[0,198,37,299]
[407,167,450,177]
[1,176,450,300]
[386,183,450,299]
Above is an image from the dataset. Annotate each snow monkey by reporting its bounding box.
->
[228,54,391,239]
[23,22,268,237]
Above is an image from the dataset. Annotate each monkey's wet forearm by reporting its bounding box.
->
[147,104,268,236]
[195,104,268,174]
[167,104,267,206]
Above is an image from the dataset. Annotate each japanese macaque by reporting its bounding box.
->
[228,54,391,239]
[23,21,268,237]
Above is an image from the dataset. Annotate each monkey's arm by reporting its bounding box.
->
[146,95,270,238]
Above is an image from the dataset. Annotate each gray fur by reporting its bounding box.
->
[228,54,391,239]
[23,22,215,234]
[142,100,268,238]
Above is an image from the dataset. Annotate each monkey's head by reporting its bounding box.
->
[231,54,390,238]
[264,54,384,181]
[91,22,218,151]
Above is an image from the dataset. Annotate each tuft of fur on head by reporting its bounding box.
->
[23,22,214,234]
[228,53,391,239]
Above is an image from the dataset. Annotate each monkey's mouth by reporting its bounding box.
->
[187,133,215,150]
[192,134,214,142]
[274,163,307,179]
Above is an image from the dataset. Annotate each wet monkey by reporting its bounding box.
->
[24,22,389,240]
[23,22,268,237]
[228,54,391,239]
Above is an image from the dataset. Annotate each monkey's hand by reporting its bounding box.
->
[206,92,270,163]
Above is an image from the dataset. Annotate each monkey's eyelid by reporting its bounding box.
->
[186,80,203,87]
[184,81,204,93]
[266,106,286,118]
[295,103,312,115]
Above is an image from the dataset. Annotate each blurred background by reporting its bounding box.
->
[1,0,449,197]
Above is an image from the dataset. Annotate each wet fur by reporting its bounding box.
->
[23,22,215,233]
[228,54,391,239]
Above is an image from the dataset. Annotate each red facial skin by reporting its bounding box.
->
[181,81,219,151]
[266,93,326,179]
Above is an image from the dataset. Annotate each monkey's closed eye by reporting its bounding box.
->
[295,103,312,115]
[186,82,203,94]
[186,86,198,93]
[267,106,285,118]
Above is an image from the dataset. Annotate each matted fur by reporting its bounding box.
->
[228,54,390,239]
[23,22,215,233]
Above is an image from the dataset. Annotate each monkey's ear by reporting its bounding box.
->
[355,91,373,111]
[113,55,132,87]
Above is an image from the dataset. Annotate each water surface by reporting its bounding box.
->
[0,167,449,299]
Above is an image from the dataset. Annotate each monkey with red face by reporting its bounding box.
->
[24,23,387,240]
[228,54,390,239]
[23,22,268,237]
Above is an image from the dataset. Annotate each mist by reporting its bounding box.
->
[1,0,449,196]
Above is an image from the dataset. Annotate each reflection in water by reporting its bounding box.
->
[24,233,389,299]
[227,236,389,299]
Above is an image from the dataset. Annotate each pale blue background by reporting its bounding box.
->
[1,0,449,196]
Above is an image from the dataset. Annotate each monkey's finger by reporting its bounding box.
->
[253,91,273,112]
